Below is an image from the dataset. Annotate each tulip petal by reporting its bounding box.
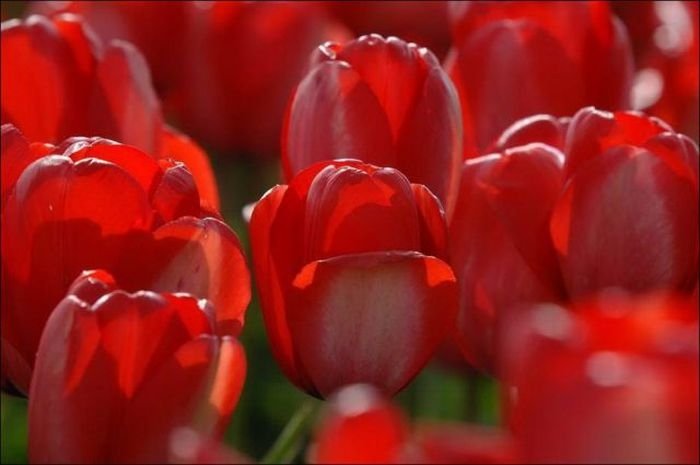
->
[151,161,201,224]
[411,184,448,259]
[303,165,421,263]
[160,125,220,210]
[396,65,462,213]
[2,155,153,378]
[250,184,313,390]
[1,124,46,208]
[91,41,163,153]
[287,251,457,397]
[151,217,251,336]
[449,152,564,371]
[282,60,395,180]
[551,145,699,297]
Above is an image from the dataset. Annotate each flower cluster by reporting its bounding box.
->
[1,1,697,464]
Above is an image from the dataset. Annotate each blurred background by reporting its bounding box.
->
[2,0,698,462]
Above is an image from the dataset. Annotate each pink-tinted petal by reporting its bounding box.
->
[551,145,699,298]
[396,64,462,214]
[287,251,457,397]
[494,114,568,152]
[564,107,671,178]
[282,60,395,180]
[449,148,565,372]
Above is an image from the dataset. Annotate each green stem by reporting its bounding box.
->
[261,400,319,464]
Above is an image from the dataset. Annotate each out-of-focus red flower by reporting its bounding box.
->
[620,1,699,141]
[0,13,219,207]
[250,160,457,397]
[28,270,246,464]
[449,107,699,373]
[324,1,451,58]
[30,1,348,158]
[30,1,188,97]
[445,1,633,159]
[282,34,462,215]
[173,2,348,158]
[169,427,252,465]
[308,384,516,464]
[309,384,410,464]
[0,125,251,394]
[508,292,699,463]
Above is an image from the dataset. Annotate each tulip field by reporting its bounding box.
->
[1,1,698,464]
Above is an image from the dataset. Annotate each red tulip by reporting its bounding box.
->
[509,293,699,463]
[31,1,348,158]
[309,384,409,464]
[30,1,188,98]
[0,13,219,207]
[282,34,462,215]
[553,107,698,297]
[449,107,699,372]
[325,1,451,58]
[449,142,566,371]
[445,1,633,159]
[250,160,457,397]
[174,2,349,157]
[28,270,246,464]
[1,125,250,394]
[308,384,516,464]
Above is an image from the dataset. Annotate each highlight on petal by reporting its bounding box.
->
[287,251,457,397]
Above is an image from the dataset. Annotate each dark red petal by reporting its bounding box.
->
[411,184,449,260]
[451,20,583,158]
[551,146,699,298]
[159,125,220,211]
[311,384,410,464]
[449,149,565,372]
[287,252,457,397]
[282,60,395,180]
[151,217,251,336]
[396,64,462,214]
[250,185,314,391]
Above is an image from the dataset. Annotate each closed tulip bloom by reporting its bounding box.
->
[282,34,462,215]
[1,125,250,394]
[509,293,699,463]
[0,13,219,207]
[250,160,457,397]
[28,270,246,464]
[450,107,698,373]
[445,1,633,159]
